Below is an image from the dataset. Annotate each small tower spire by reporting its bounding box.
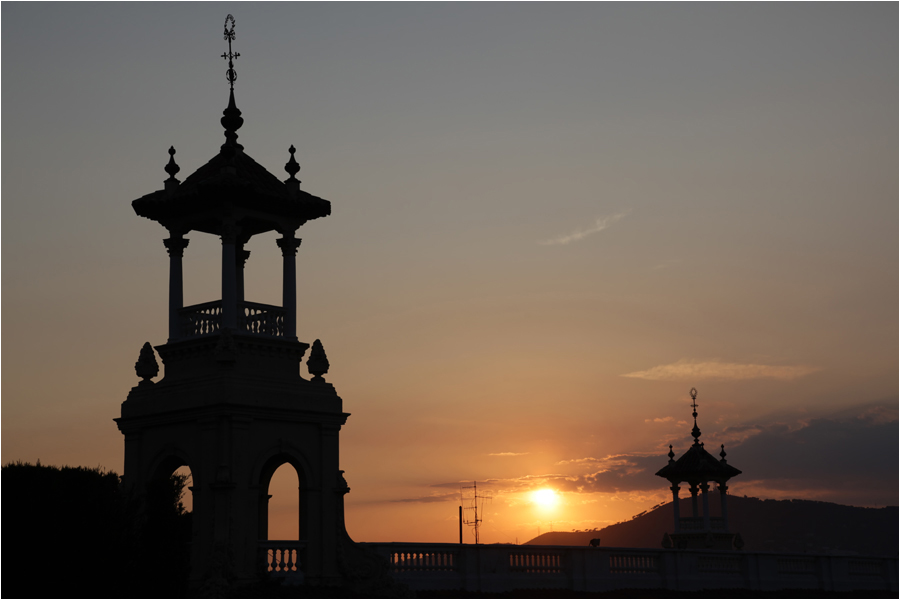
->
[690,387,701,445]
[220,15,243,151]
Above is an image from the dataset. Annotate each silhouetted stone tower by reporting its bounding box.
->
[116,16,357,587]
[656,388,743,551]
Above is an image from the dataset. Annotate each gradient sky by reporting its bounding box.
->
[3,4,897,545]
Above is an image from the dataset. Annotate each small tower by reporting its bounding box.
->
[115,16,356,587]
[655,388,742,550]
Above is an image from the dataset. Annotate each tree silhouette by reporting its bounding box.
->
[2,461,192,598]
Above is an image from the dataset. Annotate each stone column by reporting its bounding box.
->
[221,223,238,330]
[700,482,711,530]
[689,483,699,519]
[276,234,301,340]
[718,482,729,530]
[236,247,250,304]
[163,234,189,341]
[671,484,681,532]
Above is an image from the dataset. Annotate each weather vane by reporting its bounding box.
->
[222,14,240,90]
[690,387,698,417]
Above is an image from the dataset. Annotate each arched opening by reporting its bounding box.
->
[172,464,194,513]
[258,455,308,576]
[267,463,300,540]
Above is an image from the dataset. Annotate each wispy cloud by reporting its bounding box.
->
[489,452,529,457]
[644,416,675,424]
[621,359,820,381]
[539,213,626,246]
[389,492,459,504]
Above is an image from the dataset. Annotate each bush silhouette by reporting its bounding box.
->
[2,461,191,598]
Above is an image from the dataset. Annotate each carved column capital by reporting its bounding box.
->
[163,236,190,257]
[276,235,302,257]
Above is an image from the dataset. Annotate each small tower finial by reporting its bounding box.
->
[285,145,301,181]
[284,145,301,197]
[135,342,159,386]
[222,14,240,91]
[164,146,180,190]
[689,387,701,444]
[219,15,243,152]
[307,339,330,382]
[667,444,675,463]
[720,444,727,463]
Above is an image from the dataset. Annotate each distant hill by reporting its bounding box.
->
[525,496,897,557]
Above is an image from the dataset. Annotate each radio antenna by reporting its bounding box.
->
[460,480,492,544]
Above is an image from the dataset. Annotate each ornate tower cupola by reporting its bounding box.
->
[132,15,330,344]
[656,388,742,551]
[117,16,356,589]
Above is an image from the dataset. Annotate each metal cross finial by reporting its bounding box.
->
[221,14,240,90]
[689,387,701,444]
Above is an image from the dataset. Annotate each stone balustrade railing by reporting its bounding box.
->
[360,542,898,594]
[260,540,307,576]
[180,300,223,337]
[179,301,286,339]
[240,301,285,337]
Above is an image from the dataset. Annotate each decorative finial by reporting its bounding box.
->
[307,339,330,382]
[220,15,243,152]
[720,444,727,463]
[285,145,301,181]
[222,14,240,91]
[689,387,701,444]
[164,146,180,190]
[135,342,159,385]
[667,444,675,463]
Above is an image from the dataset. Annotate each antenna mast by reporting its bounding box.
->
[460,481,492,544]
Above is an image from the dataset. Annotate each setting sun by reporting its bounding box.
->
[532,488,560,509]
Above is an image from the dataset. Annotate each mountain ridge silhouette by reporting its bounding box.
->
[524,496,897,557]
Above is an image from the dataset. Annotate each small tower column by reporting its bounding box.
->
[689,483,699,518]
[164,234,190,341]
[236,247,250,304]
[670,484,681,532]
[221,223,239,330]
[277,233,301,339]
[718,482,729,530]
[700,482,711,530]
